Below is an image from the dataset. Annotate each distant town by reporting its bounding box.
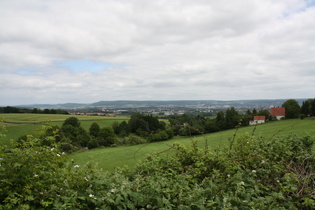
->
[14,99,307,117]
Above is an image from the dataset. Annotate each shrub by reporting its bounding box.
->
[1,127,314,209]
[87,138,99,149]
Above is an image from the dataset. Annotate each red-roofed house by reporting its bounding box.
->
[250,116,266,125]
[270,107,285,120]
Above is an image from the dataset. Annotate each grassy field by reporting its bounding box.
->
[71,118,315,172]
[0,113,129,142]
[1,113,314,172]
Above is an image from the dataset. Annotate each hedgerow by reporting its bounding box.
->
[0,123,314,209]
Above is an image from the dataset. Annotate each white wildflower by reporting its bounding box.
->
[74,165,80,168]
[277,180,280,183]
[89,194,94,198]
[51,148,54,151]
[34,174,39,178]
[56,154,61,157]
[252,170,256,173]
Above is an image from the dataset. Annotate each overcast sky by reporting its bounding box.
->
[1,0,315,106]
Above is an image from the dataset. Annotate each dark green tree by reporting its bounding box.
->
[61,117,90,147]
[99,127,116,146]
[118,121,130,137]
[257,109,270,120]
[216,111,226,130]
[63,117,80,127]
[310,99,315,116]
[225,107,240,129]
[282,99,301,119]
[43,109,50,114]
[89,122,100,137]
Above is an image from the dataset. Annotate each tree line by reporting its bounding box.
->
[0,106,69,115]
[29,113,175,152]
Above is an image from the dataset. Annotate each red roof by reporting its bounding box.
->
[270,107,285,116]
[254,116,266,121]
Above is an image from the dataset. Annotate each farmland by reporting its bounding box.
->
[71,118,315,171]
[0,113,129,142]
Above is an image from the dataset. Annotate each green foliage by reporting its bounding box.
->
[225,107,241,129]
[89,122,100,137]
[87,138,100,149]
[61,117,91,147]
[1,122,314,209]
[63,117,81,127]
[98,127,116,146]
[282,99,301,119]
[115,134,147,145]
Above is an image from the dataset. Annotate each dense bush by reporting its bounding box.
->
[1,123,314,209]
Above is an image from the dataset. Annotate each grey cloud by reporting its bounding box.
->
[0,0,314,105]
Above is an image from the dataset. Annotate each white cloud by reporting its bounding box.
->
[0,0,314,105]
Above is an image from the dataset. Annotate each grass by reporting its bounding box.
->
[0,113,129,124]
[1,113,314,171]
[71,118,315,172]
[0,113,129,143]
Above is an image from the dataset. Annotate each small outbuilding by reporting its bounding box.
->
[249,116,266,125]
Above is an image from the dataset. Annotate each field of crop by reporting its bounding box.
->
[0,113,129,142]
[71,118,315,172]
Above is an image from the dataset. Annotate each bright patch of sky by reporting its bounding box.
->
[306,0,315,7]
[55,60,114,72]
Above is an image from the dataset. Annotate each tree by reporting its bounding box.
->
[282,99,300,119]
[118,121,130,136]
[216,111,226,130]
[89,122,100,137]
[61,117,90,147]
[301,99,313,117]
[63,117,80,127]
[225,107,240,129]
[311,99,315,116]
[257,109,270,120]
[99,127,116,146]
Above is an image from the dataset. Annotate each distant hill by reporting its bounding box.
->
[13,98,308,109]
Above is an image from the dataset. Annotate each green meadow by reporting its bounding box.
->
[71,118,315,172]
[0,113,129,142]
[1,113,314,172]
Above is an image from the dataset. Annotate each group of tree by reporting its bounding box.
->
[167,107,270,137]
[34,113,175,152]
[0,106,69,114]
[279,98,315,119]
[300,98,315,118]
